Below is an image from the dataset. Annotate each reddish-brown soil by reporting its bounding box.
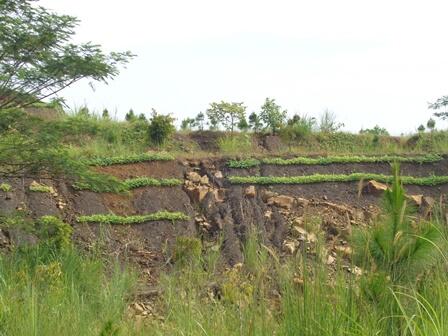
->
[96,161,186,179]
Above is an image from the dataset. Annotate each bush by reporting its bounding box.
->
[147,111,175,146]
[36,216,73,250]
[173,236,202,266]
[0,183,12,192]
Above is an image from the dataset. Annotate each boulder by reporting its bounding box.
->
[185,185,209,202]
[407,194,423,207]
[199,175,209,185]
[267,195,295,210]
[363,180,388,195]
[185,171,202,183]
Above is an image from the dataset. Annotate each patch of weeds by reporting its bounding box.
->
[85,152,174,166]
[77,211,189,224]
[36,216,73,251]
[173,236,202,266]
[73,177,182,192]
[0,183,12,192]
[227,154,443,168]
[29,181,54,193]
[229,173,448,186]
[218,133,253,154]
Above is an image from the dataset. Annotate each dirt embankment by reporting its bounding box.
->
[0,158,446,282]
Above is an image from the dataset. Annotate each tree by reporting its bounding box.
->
[148,110,175,146]
[125,109,136,122]
[427,118,436,131]
[138,113,147,122]
[102,108,110,119]
[319,109,344,133]
[417,124,425,133]
[428,95,448,119]
[237,117,249,131]
[248,112,263,133]
[206,101,246,132]
[259,98,287,134]
[180,117,195,131]
[0,0,134,109]
[195,112,205,131]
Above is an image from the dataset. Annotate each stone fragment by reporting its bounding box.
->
[214,171,224,179]
[200,175,209,185]
[186,171,201,183]
[267,195,295,209]
[363,180,388,195]
[407,194,423,207]
[244,185,256,198]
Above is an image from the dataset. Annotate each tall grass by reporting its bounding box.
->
[0,245,136,336]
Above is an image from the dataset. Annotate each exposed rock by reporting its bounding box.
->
[326,254,336,265]
[261,190,278,202]
[214,171,224,179]
[185,171,202,183]
[267,195,295,210]
[363,180,388,195]
[185,185,209,202]
[200,175,209,185]
[335,245,352,257]
[296,197,310,207]
[407,194,423,207]
[283,240,298,254]
[244,185,256,198]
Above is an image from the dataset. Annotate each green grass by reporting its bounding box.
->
[77,211,189,224]
[0,245,136,336]
[227,154,443,168]
[73,176,182,192]
[229,173,448,185]
[85,152,175,166]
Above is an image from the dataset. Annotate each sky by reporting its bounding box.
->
[38,0,448,134]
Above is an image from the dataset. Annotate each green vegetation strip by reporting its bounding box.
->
[227,154,443,168]
[74,177,182,192]
[77,211,189,224]
[86,152,175,166]
[229,173,448,186]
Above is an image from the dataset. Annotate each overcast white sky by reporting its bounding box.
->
[39,0,448,134]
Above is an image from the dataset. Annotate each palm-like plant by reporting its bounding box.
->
[354,162,442,284]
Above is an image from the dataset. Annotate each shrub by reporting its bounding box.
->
[173,236,202,266]
[36,216,73,250]
[147,111,175,146]
[0,183,12,192]
[280,115,316,147]
[29,181,54,193]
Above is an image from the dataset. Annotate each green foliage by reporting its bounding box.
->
[181,117,196,131]
[36,216,73,251]
[124,109,136,122]
[86,152,174,166]
[259,97,287,134]
[228,154,442,168]
[279,115,316,147]
[74,176,182,192]
[29,181,53,193]
[0,182,12,192]
[101,108,110,119]
[0,245,135,336]
[248,111,263,132]
[77,211,189,224]
[427,118,436,130]
[353,163,443,310]
[418,124,425,133]
[173,236,202,266]
[229,173,448,185]
[227,158,261,168]
[195,112,205,131]
[429,95,448,119]
[217,133,253,154]
[0,0,134,109]
[237,116,249,131]
[206,101,246,132]
[147,110,175,146]
[360,125,389,136]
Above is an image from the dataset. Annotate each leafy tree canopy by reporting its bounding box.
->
[0,0,134,109]
[428,95,448,119]
[259,97,287,134]
[206,101,246,132]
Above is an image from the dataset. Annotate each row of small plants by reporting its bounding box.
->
[73,177,182,192]
[229,173,448,185]
[77,211,189,224]
[85,152,175,166]
[227,154,443,168]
